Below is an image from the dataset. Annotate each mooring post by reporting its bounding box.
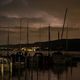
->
[1,58,4,80]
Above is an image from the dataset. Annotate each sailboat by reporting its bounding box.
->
[11,18,25,69]
[0,26,12,72]
[52,8,68,64]
[33,24,44,68]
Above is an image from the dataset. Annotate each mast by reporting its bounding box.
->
[38,24,41,50]
[66,24,68,51]
[7,25,9,55]
[48,24,51,55]
[58,31,60,40]
[26,22,29,44]
[39,24,41,42]
[61,8,68,39]
[48,24,51,41]
[20,18,22,49]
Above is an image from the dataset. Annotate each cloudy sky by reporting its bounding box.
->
[0,0,80,44]
[0,0,80,27]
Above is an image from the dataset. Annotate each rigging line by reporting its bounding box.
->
[61,8,68,39]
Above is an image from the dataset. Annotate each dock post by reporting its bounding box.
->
[10,58,12,79]
[1,58,4,80]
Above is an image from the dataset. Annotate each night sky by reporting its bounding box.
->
[0,0,80,44]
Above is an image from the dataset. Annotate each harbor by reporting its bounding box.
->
[0,50,80,80]
[0,0,80,80]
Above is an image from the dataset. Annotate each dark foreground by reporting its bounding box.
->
[0,51,80,80]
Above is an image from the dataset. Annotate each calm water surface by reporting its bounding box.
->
[0,51,80,80]
[0,64,80,80]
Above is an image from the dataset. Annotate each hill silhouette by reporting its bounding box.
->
[0,39,80,51]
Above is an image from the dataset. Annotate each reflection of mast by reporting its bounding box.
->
[61,8,68,39]
[57,73,60,80]
[66,68,68,80]
[70,66,73,78]
[48,70,51,80]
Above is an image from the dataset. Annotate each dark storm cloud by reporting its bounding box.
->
[1,0,80,14]
[0,0,80,28]
[0,0,64,27]
[0,0,29,16]
[0,0,13,6]
[0,16,45,28]
[27,0,80,27]
[28,0,80,15]
[0,0,80,17]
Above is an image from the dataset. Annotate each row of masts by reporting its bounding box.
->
[0,8,68,52]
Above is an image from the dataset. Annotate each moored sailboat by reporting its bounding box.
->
[52,8,68,65]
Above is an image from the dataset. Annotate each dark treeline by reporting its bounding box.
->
[0,39,80,51]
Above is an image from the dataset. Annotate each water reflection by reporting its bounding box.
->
[0,51,80,80]
[6,62,77,80]
[0,62,79,80]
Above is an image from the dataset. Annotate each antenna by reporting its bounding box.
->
[61,8,68,39]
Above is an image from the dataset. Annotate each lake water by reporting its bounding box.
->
[0,63,80,80]
[0,51,80,80]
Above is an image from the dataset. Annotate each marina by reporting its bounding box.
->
[0,0,80,80]
[0,51,80,80]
